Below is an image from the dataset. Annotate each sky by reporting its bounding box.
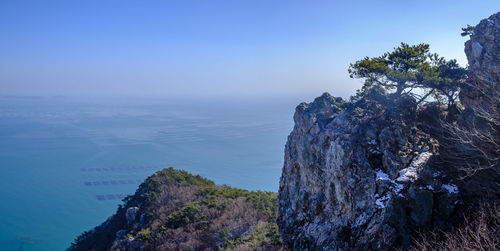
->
[0,1,498,100]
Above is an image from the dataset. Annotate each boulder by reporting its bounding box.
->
[125,207,139,225]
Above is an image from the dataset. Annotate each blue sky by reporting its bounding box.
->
[0,1,498,99]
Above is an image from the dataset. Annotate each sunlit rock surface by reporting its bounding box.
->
[278,93,458,250]
[461,12,500,108]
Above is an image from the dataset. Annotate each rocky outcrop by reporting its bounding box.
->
[278,93,460,250]
[278,12,500,250]
[461,12,500,108]
[69,168,282,251]
[456,12,500,201]
[125,207,139,225]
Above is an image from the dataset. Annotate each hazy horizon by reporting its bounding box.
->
[2,1,499,99]
[1,2,499,250]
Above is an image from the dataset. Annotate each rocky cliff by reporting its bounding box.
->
[278,12,500,251]
[461,12,500,109]
[278,92,459,250]
[457,12,500,201]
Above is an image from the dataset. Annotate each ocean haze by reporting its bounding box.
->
[0,96,296,250]
[1,1,499,250]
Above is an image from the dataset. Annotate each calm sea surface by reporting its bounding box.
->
[0,96,296,250]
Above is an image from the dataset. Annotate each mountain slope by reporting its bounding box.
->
[69,167,282,251]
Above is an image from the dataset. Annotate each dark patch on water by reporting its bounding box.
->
[80,165,168,172]
[96,194,132,201]
[84,180,142,186]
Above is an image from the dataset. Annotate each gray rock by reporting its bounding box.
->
[461,12,500,108]
[458,12,500,201]
[471,42,483,60]
[278,93,455,250]
[139,213,146,225]
[278,12,500,250]
[125,207,139,225]
[115,229,128,240]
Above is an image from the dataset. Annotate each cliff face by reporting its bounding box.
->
[458,12,500,200]
[278,12,500,250]
[461,12,500,108]
[278,94,458,250]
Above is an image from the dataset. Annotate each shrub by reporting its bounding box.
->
[137,229,151,242]
[163,202,204,229]
[410,204,499,251]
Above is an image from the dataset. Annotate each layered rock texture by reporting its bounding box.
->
[461,12,500,109]
[456,12,500,201]
[278,93,459,250]
[278,12,500,250]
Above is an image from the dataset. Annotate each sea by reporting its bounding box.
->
[0,96,298,250]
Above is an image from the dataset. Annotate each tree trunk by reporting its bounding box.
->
[396,84,404,96]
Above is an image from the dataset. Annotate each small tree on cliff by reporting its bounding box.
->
[348,43,466,109]
[422,54,467,108]
[461,25,475,37]
[348,43,430,100]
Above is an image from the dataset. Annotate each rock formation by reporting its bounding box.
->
[278,12,499,250]
[461,12,500,109]
[278,93,459,250]
[456,12,500,201]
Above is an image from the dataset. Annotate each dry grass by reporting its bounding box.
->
[410,204,500,251]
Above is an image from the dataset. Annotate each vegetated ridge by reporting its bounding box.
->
[69,167,282,250]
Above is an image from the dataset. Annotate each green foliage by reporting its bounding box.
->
[461,25,475,37]
[349,43,430,96]
[71,167,282,250]
[218,228,244,250]
[137,229,151,242]
[328,96,348,110]
[218,223,282,250]
[152,225,167,232]
[125,232,134,239]
[148,167,215,188]
[136,168,277,216]
[265,223,283,246]
[127,167,278,234]
[421,54,467,106]
[163,202,205,229]
[348,43,466,108]
[132,167,216,206]
[195,185,278,217]
[246,191,278,217]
